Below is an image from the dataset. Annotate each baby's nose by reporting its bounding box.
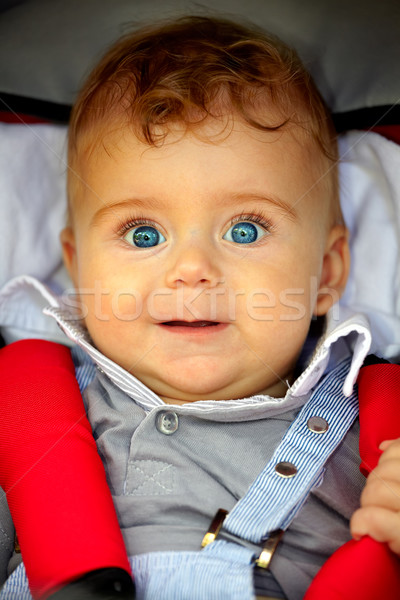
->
[164,240,223,288]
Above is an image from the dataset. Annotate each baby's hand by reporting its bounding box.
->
[350,438,400,555]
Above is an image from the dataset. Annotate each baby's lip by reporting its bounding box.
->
[160,320,221,327]
[157,320,229,337]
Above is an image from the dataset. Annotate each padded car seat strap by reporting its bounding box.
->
[305,358,400,600]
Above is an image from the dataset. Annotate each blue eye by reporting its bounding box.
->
[223,221,266,245]
[124,225,166,248]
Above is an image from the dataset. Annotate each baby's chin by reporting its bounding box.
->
[137,370,292,405]
[137,373,236,404]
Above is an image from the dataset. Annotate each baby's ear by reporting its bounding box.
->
[60,226,78,286]
[314,225,350,316]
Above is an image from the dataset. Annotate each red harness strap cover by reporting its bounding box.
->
[0,339,131,599]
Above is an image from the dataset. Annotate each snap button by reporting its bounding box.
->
[275,461,297,478]
[156,411,179,435]
[307,416,329,434]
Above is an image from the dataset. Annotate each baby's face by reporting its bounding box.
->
[63,117,344,404]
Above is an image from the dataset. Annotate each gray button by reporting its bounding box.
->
[156,411,179,435]
[307,416,329,434]
[275,461,297,478]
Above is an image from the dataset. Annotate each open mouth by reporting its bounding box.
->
[161,321,220,328]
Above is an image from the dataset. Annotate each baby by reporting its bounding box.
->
[1,15,400,600]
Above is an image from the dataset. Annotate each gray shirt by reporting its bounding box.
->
[85,370,365,599]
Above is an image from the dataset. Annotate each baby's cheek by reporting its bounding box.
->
[242,288,313,325]
[108,289,143,322]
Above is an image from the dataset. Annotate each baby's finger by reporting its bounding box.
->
[361,476,400,512]
[378,438,400,460]
[379,439,397,452]
[350,506,400,555]
[369,457,400,485]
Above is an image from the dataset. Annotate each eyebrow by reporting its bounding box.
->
[90,191,297,227]
[91,197,162,227]
[220,192,298,220]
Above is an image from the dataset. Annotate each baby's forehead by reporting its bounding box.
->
[69,114,335,228]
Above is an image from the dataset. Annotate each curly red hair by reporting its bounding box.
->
[68,16,339,212]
